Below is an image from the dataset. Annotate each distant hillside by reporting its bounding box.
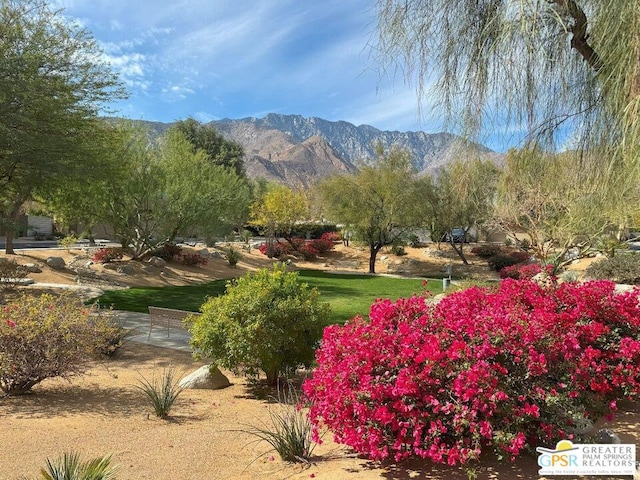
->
[211,113,498,174]
[111,114,499,187]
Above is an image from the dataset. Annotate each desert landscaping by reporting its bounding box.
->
[0,242,638,479]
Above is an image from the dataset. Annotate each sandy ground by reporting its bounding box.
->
[0,343,637,480]
[0,242,637,479]
[2,241,502,289]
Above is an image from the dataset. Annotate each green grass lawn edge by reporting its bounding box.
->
[95,269,443,325]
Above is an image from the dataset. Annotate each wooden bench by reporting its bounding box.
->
[147,306,200,339]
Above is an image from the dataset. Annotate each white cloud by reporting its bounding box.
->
[162,84,196,101]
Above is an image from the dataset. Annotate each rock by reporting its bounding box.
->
[380,255,388,261]
[531,271,553,288]
[116,264,134,275]
[45,256,66,270]
[147,256,166,268]
[85,261,94,268]
[179,365,231,390]
[196,248,210,257]
[209,251,223,259]
[566,417,594,435]
[103,262,118,270]
[595,428,621,444]
[23,263,42,273]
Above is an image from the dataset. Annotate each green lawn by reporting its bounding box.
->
[96,269,442,325]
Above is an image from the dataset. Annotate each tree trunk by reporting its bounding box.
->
[5,229,15,255]
[449,240,469,265]
[265,367,279,387]
[4,203,23,255]
[368,244,382,274]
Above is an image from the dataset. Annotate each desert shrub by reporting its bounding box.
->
[95,320,131,357]
[226,246,241,267]
[586,254,640,285]
[297,242,319,260]
[19,452,118,480]
[92,247,124,264]
[290,223,339,239]
[310,233,338,255]
[243,382,316,463]
[408,234,421,247]
[470,244,502,258]
[499,262,544,280]
[136,367,184,418]
[391,243,407,256]
[59,234,79,252]
[0,294,118,394]
[178,252,208,266]
[149,243,183,261]
[258,239,328,260]
[258,242,291,259]
[488,250,530,271]
[189,263,329,386]
[0,259,28,292]
[303,280,640,464]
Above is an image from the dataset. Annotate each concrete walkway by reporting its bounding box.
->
[112,310,192,353]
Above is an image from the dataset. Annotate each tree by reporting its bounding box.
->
[494,148,615,266]
[0,0,125,253]
[173,118,245,177]
[39,122,132,243]
[100,123,251,258]
[426,157,499,264]
[157,127,252,243]
[318,146,428,273]
[374,1,640,203]
[250,184,310,243]
[189,264,329,386]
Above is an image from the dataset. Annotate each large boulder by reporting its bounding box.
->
[179,365,231,390]
[196,248,210,257]
[45,256,66,270]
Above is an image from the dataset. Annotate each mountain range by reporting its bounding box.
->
[133,113,499,187]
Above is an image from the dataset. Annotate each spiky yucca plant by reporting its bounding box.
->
[21,452,117,480]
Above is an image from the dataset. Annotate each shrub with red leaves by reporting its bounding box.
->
[91,247,124,264]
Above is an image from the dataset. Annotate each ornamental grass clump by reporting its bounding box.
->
[243,382,316,463]
[136,367,185,418]
[303,279,640,465]
[0,293,121,395]
[19,452,118,480]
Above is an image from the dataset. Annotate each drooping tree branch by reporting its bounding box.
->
[553,0,602,71]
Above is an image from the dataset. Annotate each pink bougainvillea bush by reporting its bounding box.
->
[302,279,640,465]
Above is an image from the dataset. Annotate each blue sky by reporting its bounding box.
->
[55,0,516,151]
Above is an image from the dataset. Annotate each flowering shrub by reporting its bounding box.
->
[488,250,530,271]
[302,280,640,464]
[258,236,335,260]
[178,252,208,266]
[470,244,502,258]
[92,247,124,264]
[0,293,122,394]
[499,262,544,279]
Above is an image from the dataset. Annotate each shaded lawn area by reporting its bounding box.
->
[96,270,442,325]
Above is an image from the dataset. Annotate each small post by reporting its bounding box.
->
[442,263,452,290]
